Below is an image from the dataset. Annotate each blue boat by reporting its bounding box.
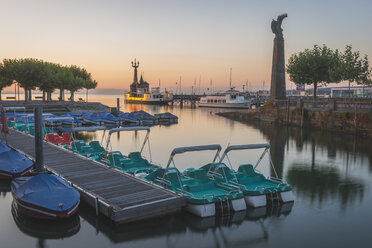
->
[97,111,119,125]
[58,113,82,125]
[11,174,80,219]
[0,142,33,179]
[118,111,141,125]
[81,112,102,125]
[131,111,158,125]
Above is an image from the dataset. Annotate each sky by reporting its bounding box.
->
[1,0,371,93]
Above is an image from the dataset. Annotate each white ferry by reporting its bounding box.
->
[199,90,252,109]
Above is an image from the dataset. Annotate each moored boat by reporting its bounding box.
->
[106,126,160,175]
[199,90,252,109]
[143,144,246,217]
[0,142,33,179]
[206,144,295,207]
[124,59,173,105]
[11,174,80,219]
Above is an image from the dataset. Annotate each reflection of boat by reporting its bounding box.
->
[209,144,294,207]
[144,145,246,217]
[77,199,293,246]
[11,174,80,219]
[199,89,252,109]
[0,142,33,179]
[11,204,80,239]
[124,59,173,105]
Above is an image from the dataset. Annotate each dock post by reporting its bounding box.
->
[117,98,120,113]
[34,106,45,173]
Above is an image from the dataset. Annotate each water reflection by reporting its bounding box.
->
[287,164,364,210]
[78,202,293,247]
[11,204,80,247]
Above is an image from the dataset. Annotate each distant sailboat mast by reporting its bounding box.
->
[229,68,232,90]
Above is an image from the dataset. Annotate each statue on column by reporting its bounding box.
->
[271,14,287,38]
[270,13,288,100]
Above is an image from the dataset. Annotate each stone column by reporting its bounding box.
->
[270,36,287,99]
[270,14,288,100]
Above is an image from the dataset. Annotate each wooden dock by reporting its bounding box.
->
[6,129,186,224]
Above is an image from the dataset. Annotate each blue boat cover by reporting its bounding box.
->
[0,145,33,174]
[59,113,82,124]
[81,112,102,123]
[0,142,11,153]
[97,111,119,122]
[132,111,158,120]
[11,174,80,212]
[118,111,141,121]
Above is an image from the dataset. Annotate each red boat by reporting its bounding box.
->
[45,133,73,146]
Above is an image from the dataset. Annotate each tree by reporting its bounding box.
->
[338,45,371,91]
[38,62,58,101]
[287,45,342,100]
[0,63,13,101]
[67,65,93,101]
[2,58,43,101]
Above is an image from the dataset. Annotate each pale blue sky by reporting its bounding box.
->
[1,0,371,91]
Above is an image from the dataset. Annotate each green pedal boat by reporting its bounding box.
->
[106,126,160,175]
[70,126,108,161]
[144,144,246,218]
[202,144,294,207]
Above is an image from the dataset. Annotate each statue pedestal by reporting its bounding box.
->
[270,36,287,100]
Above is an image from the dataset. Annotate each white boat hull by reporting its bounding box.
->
[185,203,215,218]
[231,198,246,211]
[280,190,295,202]
[245,195,267,207]
[199,103,251,109]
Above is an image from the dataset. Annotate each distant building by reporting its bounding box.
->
[303,86,372,98]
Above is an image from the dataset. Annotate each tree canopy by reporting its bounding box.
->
[337,45,372,88]
[0,58,98,101]
[287,44,372,99]
[286,45,342,99]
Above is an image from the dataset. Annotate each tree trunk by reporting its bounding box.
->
[59,89,64,101]
[313,82,318,101]
[0,90,2,101]
[42,91,46,101]
[70,91,75,102]
[24,88,28,102]
[47,92,52,101]
[28,89,32,101]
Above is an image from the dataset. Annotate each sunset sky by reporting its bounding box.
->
[1,0,371,93]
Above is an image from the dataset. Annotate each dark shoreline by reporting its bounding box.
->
[216,105,372,138]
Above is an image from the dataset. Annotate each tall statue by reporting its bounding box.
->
[270,14,288,100]
[271,14,287,38]
[131,59,139,84]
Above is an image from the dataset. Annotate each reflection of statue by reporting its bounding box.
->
[271,14,287,38]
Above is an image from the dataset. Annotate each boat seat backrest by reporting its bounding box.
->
[238,164,256,176]
[217,166,235,181]
[62,133,73,142]
[108,152,123,166]
[89,141,101,148]
[128,152,143,161]
[166,172,182,189]
[192,169,210,182]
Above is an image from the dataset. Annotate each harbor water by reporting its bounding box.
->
[1,95,371,248]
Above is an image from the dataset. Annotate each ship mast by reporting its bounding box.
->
[229,68,232,90]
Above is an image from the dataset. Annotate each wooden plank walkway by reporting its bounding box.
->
[6,129,186,223]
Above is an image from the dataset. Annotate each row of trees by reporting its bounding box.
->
[0,58,97,101]
[287,45,372,99]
